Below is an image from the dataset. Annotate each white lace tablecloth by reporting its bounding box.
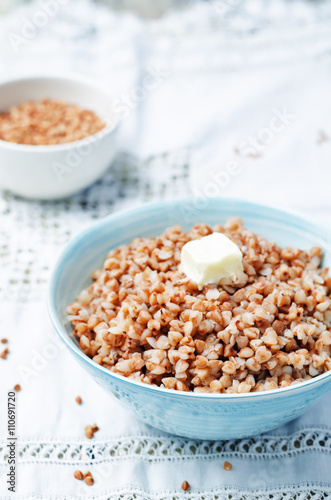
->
[1,0,331,498]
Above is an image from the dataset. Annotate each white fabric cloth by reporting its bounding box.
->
[1,0,331,498]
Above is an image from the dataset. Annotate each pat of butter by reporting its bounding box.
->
[180,232,243,288]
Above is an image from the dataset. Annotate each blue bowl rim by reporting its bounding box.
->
[48,196,331,400]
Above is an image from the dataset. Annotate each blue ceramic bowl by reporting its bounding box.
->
[48,198,331,440]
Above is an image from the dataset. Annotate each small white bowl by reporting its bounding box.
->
[0,75,121,200]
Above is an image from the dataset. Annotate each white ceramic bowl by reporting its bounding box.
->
[0,75,121,200]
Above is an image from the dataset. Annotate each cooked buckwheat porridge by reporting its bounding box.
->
[67,218,331,393]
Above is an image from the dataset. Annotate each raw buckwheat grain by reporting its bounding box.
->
[85,424,99,439]
[74,470,83,480]
[181,480,190,491]
[0,99,105,145]
[84,471,94,486]
[0,348,9,359]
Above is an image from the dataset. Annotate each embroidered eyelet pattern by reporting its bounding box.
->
[1,428,331,465]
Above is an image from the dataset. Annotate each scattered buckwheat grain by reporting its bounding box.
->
[181,480,190,491]
[1,338,7,344]
[84,471,94,486]
[75,396,82,405]
[85,424,99,439]
[0,348,9,359]
[224,461,232,471]
[74,470,83,480]
[85,425,93,439]
[14,384,21,392]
